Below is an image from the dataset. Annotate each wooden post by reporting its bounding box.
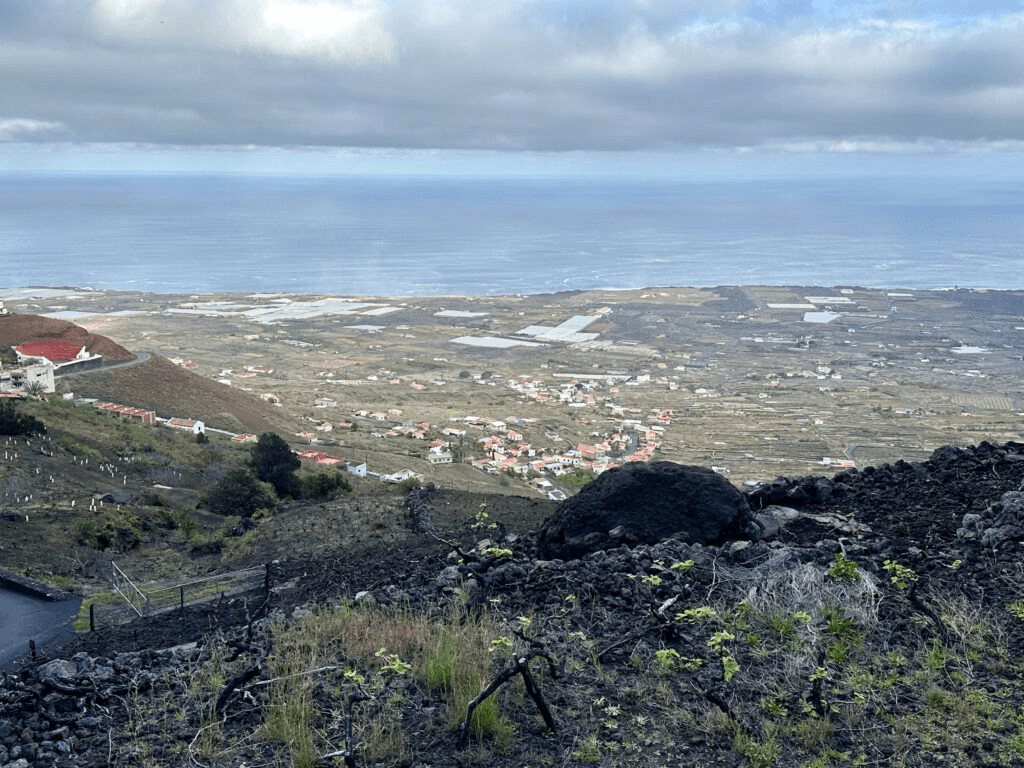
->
[90,602,95,632]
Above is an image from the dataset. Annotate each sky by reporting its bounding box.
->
[2,0,1024,175]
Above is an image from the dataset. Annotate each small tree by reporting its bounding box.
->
[205,468,278,518]
[23,381,47,399]
[249,432,301,498]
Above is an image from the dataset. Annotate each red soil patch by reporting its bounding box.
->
[0,313,134,362]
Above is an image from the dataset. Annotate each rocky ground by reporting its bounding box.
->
[4,442,1024,767]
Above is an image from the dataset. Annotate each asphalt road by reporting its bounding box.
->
[0,587,80,670]
[56,350,151,377]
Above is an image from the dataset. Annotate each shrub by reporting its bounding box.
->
[73,510,144,552]
[299,470,351,501]
[398,476,422,492]
[204,467,278,518]
[0,399,45,436]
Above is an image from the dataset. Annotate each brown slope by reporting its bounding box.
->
[64,353,292,435]
[0,313,134,361]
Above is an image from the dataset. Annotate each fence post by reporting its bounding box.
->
[180,585,185,613]
[90,602,95,632]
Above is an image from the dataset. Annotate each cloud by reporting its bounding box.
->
[0,118,66,141]
[762,137,1024,154]
[0,1,1020,151]
[90,0,395,65]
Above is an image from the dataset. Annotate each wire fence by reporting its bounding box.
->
[144,566,266,615]
[96,562,268,629]
[111,561,147,618]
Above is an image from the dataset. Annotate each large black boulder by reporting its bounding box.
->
[536,462,756,561]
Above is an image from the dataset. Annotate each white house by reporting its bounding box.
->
[0,363,55,394]
[382,469,424,484]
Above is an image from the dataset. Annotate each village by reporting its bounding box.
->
[1,285,1022,498]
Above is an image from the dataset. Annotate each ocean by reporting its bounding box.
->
[0,173,1021,296]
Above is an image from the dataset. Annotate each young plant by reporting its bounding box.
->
[375,647,413,677]
[721,656,741,682]
[654,648,681,672]
[883,560,917,589]
[829,553,860,583]
[675,606,717,623]
[707,630,736,654]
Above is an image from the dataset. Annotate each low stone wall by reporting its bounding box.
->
[0,568,77,602]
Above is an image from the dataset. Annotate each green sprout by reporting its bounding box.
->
[883,560,918,589]
[374,648,412,677]
[708,630,736,654]
[343,667,366,685]
[829,553,860,583]
[722,656,740,682]
[675,606,717,623]
[654,648,681,671]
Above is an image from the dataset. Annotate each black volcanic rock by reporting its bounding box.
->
[536,462,756,560]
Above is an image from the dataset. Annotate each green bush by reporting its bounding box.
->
[74,510,144,552]
[204,467,278,518]
[298,470,352,501]
[398,476,422,491]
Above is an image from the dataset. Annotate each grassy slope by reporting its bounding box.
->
[63,353,293,434]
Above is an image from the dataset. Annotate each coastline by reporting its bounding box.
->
[4,282,1023,302]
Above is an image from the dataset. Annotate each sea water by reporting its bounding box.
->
[0,174,1021,295]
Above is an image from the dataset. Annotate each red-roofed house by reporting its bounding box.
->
[167,417,205,434]
[15,341,89,364]
[94,401,156,425]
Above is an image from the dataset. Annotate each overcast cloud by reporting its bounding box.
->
[1,0,1023,154]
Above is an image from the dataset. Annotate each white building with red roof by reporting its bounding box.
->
[15,340,90,365]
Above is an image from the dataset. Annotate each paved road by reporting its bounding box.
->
[56,351,150,378]
[0,588,80,670]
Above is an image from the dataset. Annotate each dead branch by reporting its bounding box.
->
[457,650,558,750]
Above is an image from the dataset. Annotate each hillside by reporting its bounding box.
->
[1,312,289,435]
[64,353,292,435]
[3,437,1024,768]
[0,313,134,362]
